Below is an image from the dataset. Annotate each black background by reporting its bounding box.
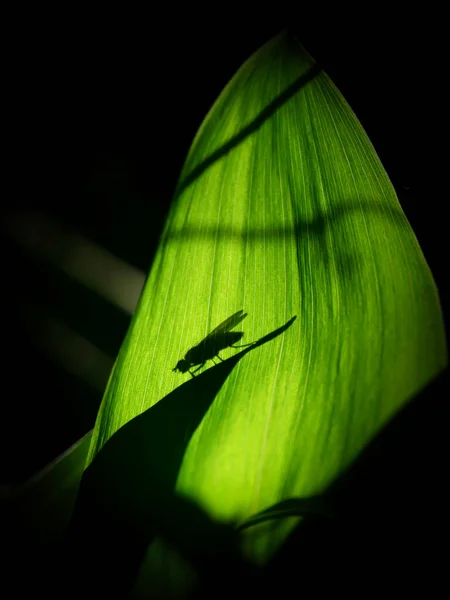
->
[1,7,448,594]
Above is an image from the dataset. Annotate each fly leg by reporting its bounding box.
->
[211,354,224,364]
[189,363,205,377]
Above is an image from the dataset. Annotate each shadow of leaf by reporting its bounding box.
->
[259,368,449,595]
[61,316,296,596]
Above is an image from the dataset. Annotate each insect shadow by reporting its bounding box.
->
[61,314,297,597]
[173,310,253,377]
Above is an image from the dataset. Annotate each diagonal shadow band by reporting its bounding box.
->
[174,64,321,198]
[61,315,296,597]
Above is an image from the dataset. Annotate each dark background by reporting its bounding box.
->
[1,8,448,593]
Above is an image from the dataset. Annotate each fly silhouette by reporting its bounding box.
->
[173,310,252,377]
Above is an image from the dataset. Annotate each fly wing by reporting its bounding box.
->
[203,310,248,341]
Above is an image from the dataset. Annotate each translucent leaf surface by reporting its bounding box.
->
[86,32,447,566]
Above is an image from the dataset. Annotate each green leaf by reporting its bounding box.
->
[86,31,447,570]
